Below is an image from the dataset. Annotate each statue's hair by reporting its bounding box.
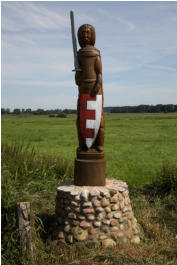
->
[78,24,96,48]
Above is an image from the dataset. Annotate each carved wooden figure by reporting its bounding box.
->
[71,18,106,186]
[76,24,104,152]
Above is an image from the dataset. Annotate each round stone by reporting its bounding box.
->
[68,212,76,219]
[113,212,121,219]
[102,219,110,225]
[80,221,91,229]
[111,195,118,203]
[93,221,101,227]
[122,207,129,213]
[102,238,116,248]
[101,198,109,207]
[131,236,140,244]
[110,219,118,226]
[64,225,70,233]
[96,207,104,213]
[118,187,126,192]
[83,202,92,208]
[81,190,89,201]
[124,230,133,239]
[87,215,95,221]
[71,190,80,196]
[119,217,127,223]
[105,207,111,213]
[118,193,124,201]
[83,208,94,214]
[128,220,132,228]
[99,235,107,240]
[120,224,124,230]
[107,212,113,219]
[89,227,98,235]
[96,213,105,221]
[101,226,109,233]
[132,226,139,235]
[73,220,79,226]
[111,204,119,211]
[122,190,129,198]
[110,226,118,232]
[78,215,86,220]
[89,190,100,197]
[124,197,130,206]
[75,195,80,201]
[120,201,124,210]
[58,231,64,239]
[100,191,110,198]
[71,201,78,207]
[73,227,88,241]
[92,199,100,207]
[110,189,117,196]
[75,207,80,213]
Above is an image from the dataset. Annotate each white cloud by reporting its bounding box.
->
[4,80,73,88]
[2,2,177,109]
[2,2,68,32]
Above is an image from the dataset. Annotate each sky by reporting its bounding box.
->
[1,1,177,110]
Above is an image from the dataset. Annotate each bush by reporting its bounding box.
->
[57,112,67,118]
[48,114,56,118]
[152,163,177,197]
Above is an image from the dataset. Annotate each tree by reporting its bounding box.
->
[25,108,32,113]
[13,108,21,115]
[1,108,6,114]
[6,108,10,114]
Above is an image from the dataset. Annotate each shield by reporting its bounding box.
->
[79,94,102,148]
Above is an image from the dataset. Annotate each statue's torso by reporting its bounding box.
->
[77,46,101,94]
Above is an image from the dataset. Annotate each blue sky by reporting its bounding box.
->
[2,1,177,110]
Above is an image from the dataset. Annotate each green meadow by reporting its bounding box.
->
[2,112,177,187]
[2,112,177,265]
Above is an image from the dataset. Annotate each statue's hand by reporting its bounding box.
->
[75,72,81,86]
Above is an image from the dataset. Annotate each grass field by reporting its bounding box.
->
[1,113,177,264]
[2,112,177,187]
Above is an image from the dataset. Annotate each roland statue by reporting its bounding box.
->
[75,24,104,152]
[70,11,105,186]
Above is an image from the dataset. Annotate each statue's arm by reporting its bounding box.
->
[91,55,102,96]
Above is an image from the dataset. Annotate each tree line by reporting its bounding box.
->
[1,104,177,115]
[1,108,77,115]
[110,104,177,113]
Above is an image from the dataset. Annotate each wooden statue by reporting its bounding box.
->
[76,24,104,152]
[70,12,105,186]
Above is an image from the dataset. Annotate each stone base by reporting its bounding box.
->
[55,179,141,245]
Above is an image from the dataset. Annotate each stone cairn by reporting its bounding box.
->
[55,179,141,246]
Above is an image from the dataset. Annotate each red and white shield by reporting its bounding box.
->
[79,94,102,148]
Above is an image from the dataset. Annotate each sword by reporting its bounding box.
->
[70,10,82,72]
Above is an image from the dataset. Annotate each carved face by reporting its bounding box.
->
[78,24,96,48]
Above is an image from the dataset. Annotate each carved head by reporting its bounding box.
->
[78,24,96,48]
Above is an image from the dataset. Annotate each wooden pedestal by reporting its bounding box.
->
[74,149,106,186]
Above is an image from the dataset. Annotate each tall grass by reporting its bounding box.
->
[1,143,73,265]
[1,142,177,264]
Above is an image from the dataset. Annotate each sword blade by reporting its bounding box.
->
[70,11,81,72]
